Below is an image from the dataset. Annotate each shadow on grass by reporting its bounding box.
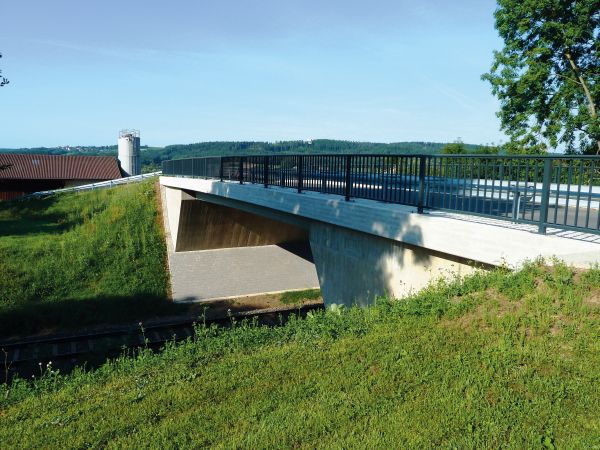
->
[0,292,308,341]
[0,196,86,237]
[0,294,185,340]
[0,217,79,237]
[0,293,323,381]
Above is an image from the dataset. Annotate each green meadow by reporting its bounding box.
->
[1,262,599,448]
[0,180,173,337]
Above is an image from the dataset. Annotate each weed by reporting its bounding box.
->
[280,288,321,305]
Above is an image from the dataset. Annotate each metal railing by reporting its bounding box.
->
[21,171,162,200]
[162,155,600,235]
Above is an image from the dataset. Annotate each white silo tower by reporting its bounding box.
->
[117,129,141,176]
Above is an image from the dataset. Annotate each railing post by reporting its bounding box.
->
[417,155,426,213]
[239,157,244,184]
[264,156,269,188]
[297,155,304,193]
[538,158,553,234]
[511,187,521,221]
[219,158,224,182]
[344,155,352,201]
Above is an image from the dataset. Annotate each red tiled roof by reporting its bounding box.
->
[0,154,122,180]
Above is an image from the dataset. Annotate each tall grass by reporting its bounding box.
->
[0,181,172,337]
[1,262,598,448]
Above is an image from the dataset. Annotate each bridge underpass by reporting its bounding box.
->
[160,186,319,302]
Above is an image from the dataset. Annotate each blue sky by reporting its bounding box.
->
[0,0,505,148]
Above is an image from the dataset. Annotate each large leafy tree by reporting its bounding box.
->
[483,0,599,154]
[0,53,8,87]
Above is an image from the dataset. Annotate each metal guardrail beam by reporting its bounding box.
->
[161,155,600,235]
[19,171,162,200]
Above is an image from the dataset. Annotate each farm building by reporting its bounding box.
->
[0,154,122,201]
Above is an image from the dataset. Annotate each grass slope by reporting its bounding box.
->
[0,180,171,337]
[1,262,598,448]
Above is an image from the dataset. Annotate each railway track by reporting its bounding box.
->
[1,303,323,382]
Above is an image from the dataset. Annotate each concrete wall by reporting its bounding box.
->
[309,223,476,307]
[163,186,307,252]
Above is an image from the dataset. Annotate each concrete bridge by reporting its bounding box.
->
[160,154,600,307]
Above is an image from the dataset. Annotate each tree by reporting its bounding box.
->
[482,0,599,154]
[441,138,467,154]
[0,53,8,87]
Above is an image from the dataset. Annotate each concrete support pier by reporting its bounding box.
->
[309,223,475,306]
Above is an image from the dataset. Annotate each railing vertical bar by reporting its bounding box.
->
[468,158,475,212]
[377,156,382,201]
[482,158,489,215]
[441,157,447,209]
[364,155,368,199]
[408,156,413,204]
[417,156,425,213]
[538,158,553,234]
[585,162,594,228]
[453,158,460,210]
[264,156,269,188]
[564,160,573,226]
[596,169,600,229]
[390,157,397,203]
[530,160,538,222]
[426,156,433,207]
[505,159,513,217]
[412,156,418,205]
[514,159,520,218]
[573,159,583,227]
[382,157,387,202]
[490,160,497,216]
[461,159,467,211]
[411,156,416,205]
[397,157,403,203]
[523,159,530,220]
[497,160,505,218]
[369,156,374,199]
[376,156,380,201]
[297,155,303,193]
[376,156,380,200]
[414,156,420,205]
[433,156,445,208]
[345,155,352,201]
[550,161,559,224]
[448,158,454,209]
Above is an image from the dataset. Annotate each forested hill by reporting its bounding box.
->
[145,140,477,161]
[0,139,483,172]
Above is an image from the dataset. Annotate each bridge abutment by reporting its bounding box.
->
[309,222,476,307]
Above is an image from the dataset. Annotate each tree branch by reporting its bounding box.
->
[565,52,599,154]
